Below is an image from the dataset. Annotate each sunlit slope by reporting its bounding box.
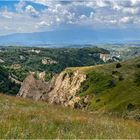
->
[67,57,140,115]
[0,94,140,139]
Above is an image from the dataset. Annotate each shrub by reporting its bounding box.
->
[127,103,135,111]
[108,80,116,88]
[45,72,53,82]
[74,102,81,109]
[112,70,118,75]
[96,99,101,103]
[135,72,140,85]
[62,73,67,80]
[136,64,140,68]
[116,63,122,68]
[79,84,89,93]
[119,75,124,81]
[34,72,39,80]
[68,72,73,78]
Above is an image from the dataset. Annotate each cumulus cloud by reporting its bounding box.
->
[15,0,26,13]
[120,16,134,24]
[1,8,13,19]
[1,0,140,35]
[37,21,50,26]
[122,7,140,14]
[25,5,39,17]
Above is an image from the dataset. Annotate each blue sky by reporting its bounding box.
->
[0,0,140,43]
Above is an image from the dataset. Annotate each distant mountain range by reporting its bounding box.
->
[1,28,140,46]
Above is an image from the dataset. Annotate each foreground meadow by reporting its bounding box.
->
[0,94,140,139]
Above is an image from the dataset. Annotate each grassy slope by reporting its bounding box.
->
[0,94,140,139]
[67,57,140,115]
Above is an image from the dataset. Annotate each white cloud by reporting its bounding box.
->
[15,0,26,13]
[131,0,140,6]
[96,0,108,7]
[25,5,39,17]
[1,9,13,19]
[89,12,94,19]
[1,0,140,35]
[122,7,140,14]
[120,16,134,24]
[35,21,50,29]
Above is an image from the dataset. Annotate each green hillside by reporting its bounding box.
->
[0,66,20,95]
[0,94,140,139]
[0,47,109,83]
[0,47,108,74]
[68,57,140,119]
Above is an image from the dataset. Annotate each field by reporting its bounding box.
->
[0,94,140,139]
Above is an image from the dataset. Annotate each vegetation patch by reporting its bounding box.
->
[135,71,140,85]
[0,66,20,95]
[0,94,139,139]
[116,63,122,68]
[127,103,135,111]
[78,71,114,96]
[0,47,108,74]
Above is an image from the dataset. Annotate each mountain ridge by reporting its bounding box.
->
[1,28,140,46]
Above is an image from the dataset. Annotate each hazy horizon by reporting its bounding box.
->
[1,0,140,45]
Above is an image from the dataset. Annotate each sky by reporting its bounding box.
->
[0,0,140,44]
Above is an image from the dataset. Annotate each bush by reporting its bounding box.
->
[136,64,140,68]
[74,102,81,109]
[127,103,135,111]
[108,80,116,88]
[34,72,39,80]
[119,75,124,81]
[135,72,140,85]
[116,63,122,68]
[112,70,119,75]
[45,72,53,82]
[96,99,101,103]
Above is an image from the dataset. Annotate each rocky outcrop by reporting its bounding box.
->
[18,70,86,107]
[100,53,110,62]
[42,57,57,65]
[17,74,48,101]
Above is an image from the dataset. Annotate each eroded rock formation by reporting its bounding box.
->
[17,70,86,108]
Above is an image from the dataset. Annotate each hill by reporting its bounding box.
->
[0,94,140,139]
[67,56,140,119]
[17,56,140,120]
[1,28,140,46]
[0,47,108,83]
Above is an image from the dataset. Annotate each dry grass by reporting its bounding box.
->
[0,94,140,139]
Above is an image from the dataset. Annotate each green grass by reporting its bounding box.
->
[0,94,140,139]
[78,71,114,96]
[68,57,140,117]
